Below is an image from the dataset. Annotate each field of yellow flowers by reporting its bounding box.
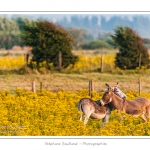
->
[68,54,115,72]
[0,55,25,70]
[0,53,115,72]
[1,89,150,136]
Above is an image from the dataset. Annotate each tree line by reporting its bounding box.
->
[1,15,150,50]
[0,16,115,50]
[0,16,150,70]
[20,20,150,70]
[0,16,31,49]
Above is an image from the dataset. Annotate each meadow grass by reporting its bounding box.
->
[0,72,149,94]
[0,49,149,93]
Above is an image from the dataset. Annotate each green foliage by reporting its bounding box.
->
[0,16,21,49]
[97,30,111,40]
[20,20,78,69]
[143,38,150,48]
[13,16,32,31]
[67,27,94,49]
[81,39,113,50]
[111,26,150,69]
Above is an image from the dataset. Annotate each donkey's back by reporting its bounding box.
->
[124,97,150,118]
[78,98,106,124]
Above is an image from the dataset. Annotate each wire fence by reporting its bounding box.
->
[0,78,148,96]
[0,51,150,94]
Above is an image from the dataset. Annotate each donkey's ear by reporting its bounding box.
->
[116,82,119,88]
[105,83,109,88]
[105,83,111,91]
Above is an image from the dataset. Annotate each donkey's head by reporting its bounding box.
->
[100,83,114,106]
[111,82,126,100]
[111,82,119,91]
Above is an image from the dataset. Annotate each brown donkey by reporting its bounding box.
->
[100,83,150,122]
[77,98,111,125]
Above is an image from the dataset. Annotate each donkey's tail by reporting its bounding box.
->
[77,99,83,121]
[77,100,82,112]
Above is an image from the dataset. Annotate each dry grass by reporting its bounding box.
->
[72,49,119,55]
[0,72,149,94]
[0,49,149,94]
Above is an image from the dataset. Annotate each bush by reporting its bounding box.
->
[81,40,113,50]
[111,26,150,69]
[20,20,78,69]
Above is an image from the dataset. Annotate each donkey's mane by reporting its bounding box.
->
[106,88,124,101]
[112,90,124,101]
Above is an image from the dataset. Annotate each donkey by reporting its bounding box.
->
[100,83,150,122]
[111,82,126,100]
[77,98,111,125]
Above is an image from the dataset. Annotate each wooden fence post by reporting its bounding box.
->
[100,55,103,72]
[58,51,62,70]
[32,81,36,93]
[24,53,29,67]
[139,53,141,69]
[89,80,91,97]
[89,80,94,97]
[138,78,141,96]
[40,82,43,91]
[24,54,27,67]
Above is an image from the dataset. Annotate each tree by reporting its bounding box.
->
[81,39,113,50]
[0,16,21,49]
[111,26,150,69]
[143,38,150,48]
[13,16,32,31]
[20,20,78,69]
[98,31,111,40]
[67,27,93,49]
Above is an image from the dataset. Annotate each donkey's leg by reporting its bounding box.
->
[84,117,89,125]
[141,107,150,122]
[101,113,110,127]
[102,113,110,123]
[146,106,150,120]
[84,112,91,125]
[101,106,111,127]
[140,112,147,122]
[79,113,83,121]
[104,105,111,123]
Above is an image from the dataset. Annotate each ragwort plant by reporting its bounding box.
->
[0,89,150,136]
